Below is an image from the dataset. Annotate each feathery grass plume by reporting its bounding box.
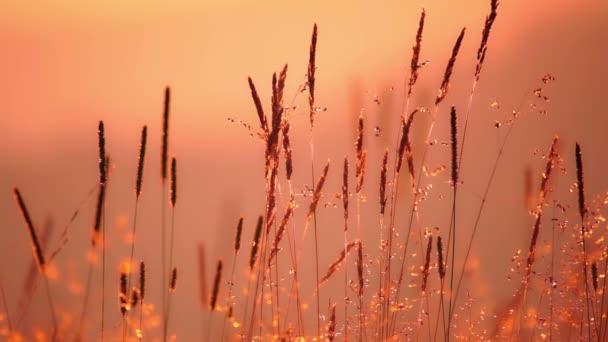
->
[170,157,177,207]
[14,188,45,272]
[437,236,445,279]
[320,241,357,284]
[139,261,146,302]
[268,197,295,265]
[435,28,466,105]
[357,240,364,296]
[355,113,366,193]
[198,244,208,308]
[327,302,337,341]
[161,86,171,179]
[475,0,499,81]
[170,268,177,292]
[282,121,293,180]
[249,216,263,271]
[421,235,433,292]
[234,218,244,254]
[119,272,128,317]
[342,157,349,231]
[592,262,599,291]
[266,65,289,168]
[450,106,459,185]
[307,161,331,221]
[248,77,268,134]
[135,125,148,197]
[210,260,223,311]
[575,143,587,220]
[525,137,558,276]
[408,8,426,96]
[380,149,389,215]
[396,109,419,173]
[308,23,318,128]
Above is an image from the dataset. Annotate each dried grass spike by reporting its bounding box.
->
[92,183,106,246]
[408,8,426,96]
[98,121,107,185]
[210,260,223,311]
[327,302,337,341]
[308,23,318,128]
[475,0,499,80]
[249,216,263,270]
[282,121,293,180]
[380,149,389,215]
[421,235,433,292]
[161,86,171,179]
[575,143,586,221]
[130,288,140,308]
[234,217,244,254]
[135,125,147,197]
[435,28,466,105]
[268,198,295,265]
[396,109,419,173]
[170,157,177,207]
[307,161,331,221]
[592,262,598,291]
[170,268,177,292]
[320,241,357,284]
[450,106,459,185]
[355,114,365,193]
[139,261,146,301]
[248,77,268,133]
[342,157,349,231]
[119,272,128,316]
[14,188,45,272]
[437,236,445,279]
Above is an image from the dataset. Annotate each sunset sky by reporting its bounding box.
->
[1,0,607,340]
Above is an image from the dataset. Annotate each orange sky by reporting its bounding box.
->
[1,0,608,340]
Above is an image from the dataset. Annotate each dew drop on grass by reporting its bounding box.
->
[374,126,382,137]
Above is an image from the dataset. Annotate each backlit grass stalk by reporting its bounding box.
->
[389,26,465,339]
[449,82,543,330]
[125,125,147,339]
[342,157,350,340]
[163,157,177,342]
[207,260,223,341]
[510,136,558,338]
[77,142,107,339]
[221,218,243,341]
[376,8,426,339]
[14,188,58,341]
[575,143,593,339]
[307,23,322,338]
[446,106,459,339]
[458,0,499,174]
[160,86,171,341]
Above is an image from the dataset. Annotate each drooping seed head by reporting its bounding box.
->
[14,188,45,273]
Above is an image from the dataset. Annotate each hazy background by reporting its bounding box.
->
[1,0,607,340]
